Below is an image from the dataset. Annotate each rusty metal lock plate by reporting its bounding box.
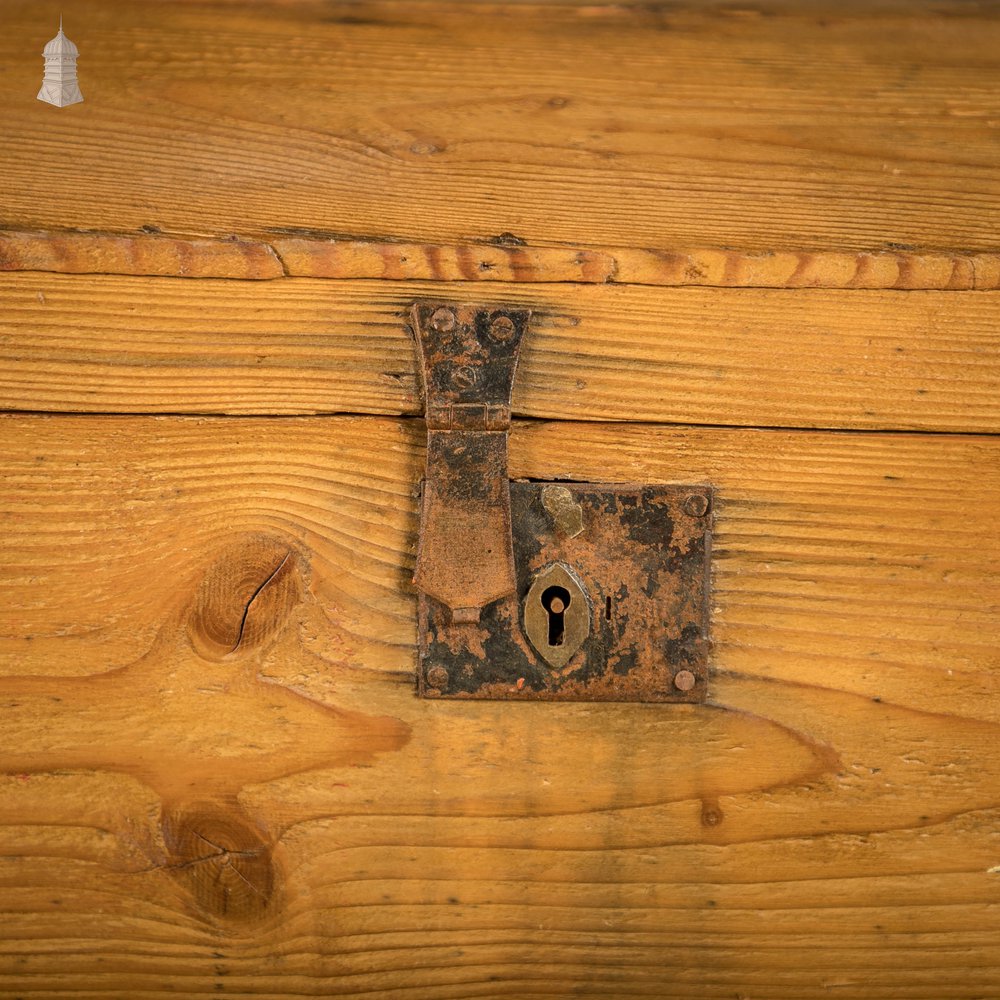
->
[417,482,712,702]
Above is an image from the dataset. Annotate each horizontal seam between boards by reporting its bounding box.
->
[0,409,997,438]
[4,267,1000,292]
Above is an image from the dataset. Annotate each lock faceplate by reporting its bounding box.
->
[417,481,712,702]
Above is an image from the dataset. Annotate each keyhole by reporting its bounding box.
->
[541,585,571,647]
[523,564,589,669]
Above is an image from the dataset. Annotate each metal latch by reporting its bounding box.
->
[410,302,712,702]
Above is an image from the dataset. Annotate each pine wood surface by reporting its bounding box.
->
[3,1,1000,256]
[4,0,1000,994]
[1,414,999,999]
[3,272,999,432]
[6,229,1000,290]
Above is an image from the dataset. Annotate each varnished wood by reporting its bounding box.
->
[2,1,999,254]
[1,414,998,997]
[0,230,284,280]
[2,273,998,432]
[281,240,1000,291]
[4,0,1000,993]
[6,229,1000,289]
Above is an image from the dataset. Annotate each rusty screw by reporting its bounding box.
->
[488,314,516,343]
[426,665,450,690]
[673,669,696,692]
[430,307,456,333]
[683,494,710,518]
[453,365,478,389]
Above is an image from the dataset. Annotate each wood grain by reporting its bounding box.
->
[7,229,1000,290]
[1,414,998,998]
[3,1,1000,254]
[2,273,998,432]
[0,230,284,280]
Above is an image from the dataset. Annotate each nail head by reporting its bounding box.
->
[683,494,710,518]
[426,665,450,690]
[673,669,696,692]
[430,307,456,333]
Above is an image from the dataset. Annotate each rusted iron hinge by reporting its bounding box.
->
[409,302,712,702]
[411,303,528,621]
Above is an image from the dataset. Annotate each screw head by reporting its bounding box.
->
[453,365,478,389]
[488,314,516,343]
[673,669,696,692]
[426,665,450,690]
[430,307,456,333]
[683,494,710,518]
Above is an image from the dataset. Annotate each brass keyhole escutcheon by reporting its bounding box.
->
[524,564,590,669]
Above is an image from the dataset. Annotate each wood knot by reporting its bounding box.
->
[700,799,724,828]
[162,804,275,922]
[187,536,302,661]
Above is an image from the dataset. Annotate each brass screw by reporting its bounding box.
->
[426,665,450,690]
[488,314,516,343]
[430,307,456,333]
[683,494,710,518]
[453,366,478,389]
[673,669,696,692]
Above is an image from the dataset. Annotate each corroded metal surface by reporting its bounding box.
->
[418,483,712,702]
[410,302,530,617]
[411,300,712,702]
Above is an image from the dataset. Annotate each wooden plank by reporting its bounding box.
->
[2,273,999,432]
[2,1,999,254]
[6,229,1000,290]
[1,414,998,998]
[276,238,1000,291]
[0,230,284,280]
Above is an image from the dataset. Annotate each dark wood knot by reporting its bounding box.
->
[161,804,275,922]
[187,535,302,661]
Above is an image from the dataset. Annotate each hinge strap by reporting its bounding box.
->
[410,303,530,618]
